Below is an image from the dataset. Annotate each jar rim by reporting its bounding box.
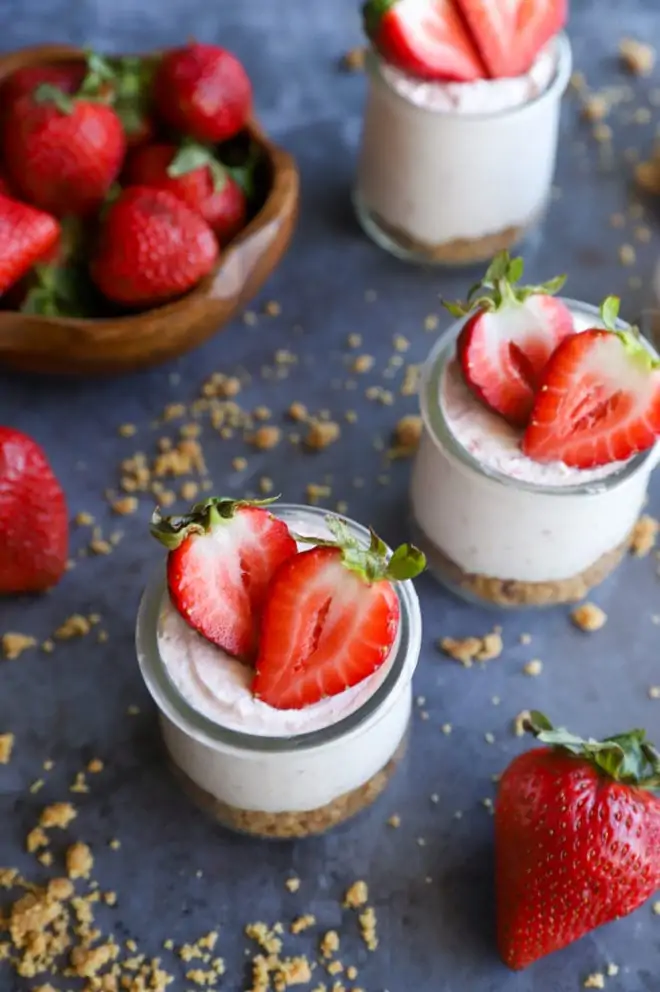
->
[367,31,573,122]
[418,297,659,496]
[136,504,422,754]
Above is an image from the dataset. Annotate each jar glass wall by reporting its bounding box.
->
[136,504,423,838]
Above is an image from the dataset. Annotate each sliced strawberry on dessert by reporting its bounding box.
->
[453,0,567,79]
[252,518,425,710]
[362,0,487,82]
[444,251,573,427]
[522,296,660,468]
[151,497,298,661]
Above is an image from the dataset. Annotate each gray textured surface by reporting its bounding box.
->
[1,1,660,990]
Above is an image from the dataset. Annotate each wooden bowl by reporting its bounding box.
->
[0,44,299,375]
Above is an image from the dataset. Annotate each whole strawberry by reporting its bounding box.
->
[91,186,219,307]
[0,193,61,294]
[444,251,573,427]
[496,711,660,970]
[2,83,126,217]
[1,62,85,107]
[154,43,252,143]
[0,428,68,594]
[125,141,247,242]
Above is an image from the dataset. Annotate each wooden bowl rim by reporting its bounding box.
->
[0,43,298,332]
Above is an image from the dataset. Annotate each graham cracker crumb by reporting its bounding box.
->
[340,46,366,71]
[39,802,77,829]
[343,881,368,909]
[387,814,401,828]
[252,426,281,450]
[26,828,49,853]
[66,842,93,880]
[320,931,340,958]
[582,94,609,122]
[264,300,281,317]
[232,456,248,471]
[112,496,138,515]
[619,243,636,266]
[53,615,91,640]
[392,415,422,455]
[652,900,660,914]
[288,402,308,422]
[635,156,660,195]
[607,964,620,977]
[306,420,341,450]
[439,630,503,667]
[630,515,659,557]
[285,877,300,893]
[0,732,14,764]
[290,915,316,934]
[357,908,378,951]
[352,355,374,374]
[571,603,607,632]
[648,685,660,699]
[400,364,420,396]
[583,973,606,990]
[619,38,655,76]
[87,758,104,774]
[523,659,543,677]
[2,633,37,660]
[118,423,137,437]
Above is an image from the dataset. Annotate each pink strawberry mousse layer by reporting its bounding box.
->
[411,301,660,584]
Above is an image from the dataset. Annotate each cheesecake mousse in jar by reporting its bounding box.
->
[410,254,660,606]
[354,0,572,265]
[137,501,424,838]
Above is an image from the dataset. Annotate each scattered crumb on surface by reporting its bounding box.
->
[39,802,77,829]
[630,515,659,557]
[439,630,503,667]
[583,973,606,990]
[523,659,543,677]
[619,37,655,75]
[340,46,366,71]
[66,842,93,880]
[343,881,368,909]
[513,710,532,737]
[571,603,607,632]
[285,877,300,893]
[2,633,37,660]
[0,732,14,764]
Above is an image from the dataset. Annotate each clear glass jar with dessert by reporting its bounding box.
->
[354,0,572,265]
[410,254,660,607]
[137,500,424,839]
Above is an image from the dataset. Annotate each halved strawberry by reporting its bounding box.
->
[444,251,573,427]
[252,519,426,710]
[522,297,660,468]
[363,0,487,82]
[454,0,566,79]
[151,497,297,661]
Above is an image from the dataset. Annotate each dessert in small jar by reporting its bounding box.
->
[410,252,660,607]
[354,0,572,265]
[136,498,424,838]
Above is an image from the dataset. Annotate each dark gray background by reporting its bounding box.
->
[1,1,659,990]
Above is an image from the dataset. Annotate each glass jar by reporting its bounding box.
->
[410,300,660,607]
[136,504,422,839]
[353,34,572,266]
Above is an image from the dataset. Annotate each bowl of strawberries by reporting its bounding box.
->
[0,42,299,375]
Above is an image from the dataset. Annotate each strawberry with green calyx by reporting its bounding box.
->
[125,140,247,242]
[90,185,218,307]
[2,82,125,217]
[496,710,660,971]
[79,51,156,147]
[443,250,573,426]
[151,496,297,661]
[363,0,487,82]
[522,295,660,467]
[252,517,426,710]
[0,193,60,295]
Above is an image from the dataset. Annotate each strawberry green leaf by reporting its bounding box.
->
[527,712,660,790]
[362,0,398,39]
[151,496,280,550]
[33,83,74,114]
[295,516,426,584]
[442,250,566,317]
[223,141,261,201]
[169,142,227,192]
[600,294,620,330]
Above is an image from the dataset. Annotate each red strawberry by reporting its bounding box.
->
[363,0,487,82]
[125,142,247,242]
[151,497,298,661]
[252,520,425,710]
[2,84,126,217]
[154,43,252,143]
[1,62,85,107]
[0,427,68,594]
[0,193,61,294]
[444,251,573,427]
[454,0,567,79]
[91,186,219,307]
[496,711,660,970]
[0,174,12,196]
[522,296,660,467]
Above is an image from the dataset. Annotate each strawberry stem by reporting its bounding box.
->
[33,83,75,115]
[443,250,566,318]
[526,711,660,791]
[294,516,426,584]
[151,496,280,551]
[598,295,660,371]
[362,0,398,39]
[168,140,227,192]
